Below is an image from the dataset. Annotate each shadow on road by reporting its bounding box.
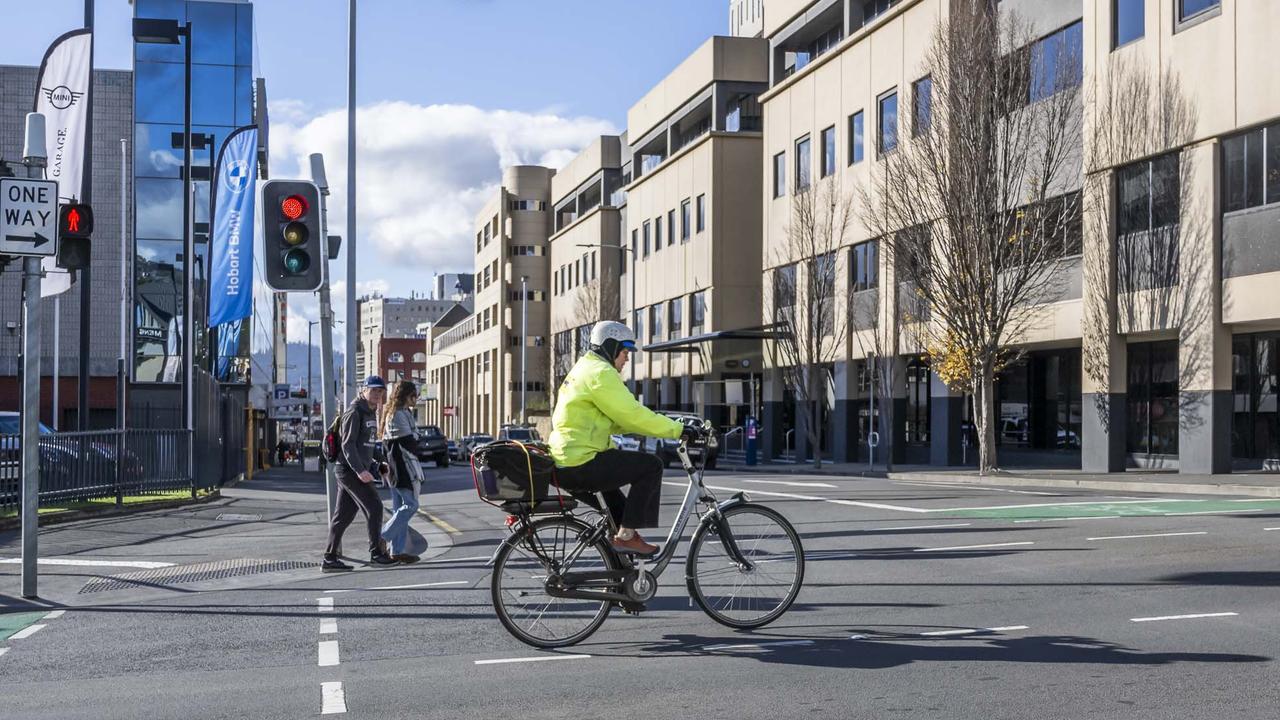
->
[1157,571,1280,587]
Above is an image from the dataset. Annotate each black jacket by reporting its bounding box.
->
[337,397,384,480]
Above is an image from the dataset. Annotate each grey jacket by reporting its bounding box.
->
[337,396,383,479]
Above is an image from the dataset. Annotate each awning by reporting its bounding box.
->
[642,323,788,354]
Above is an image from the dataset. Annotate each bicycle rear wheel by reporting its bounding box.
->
[686,503,804,629]
[491,515,616,648]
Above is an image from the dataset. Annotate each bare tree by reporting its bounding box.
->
[769,178,857,469]
[849,264,901,470]
[861,4,1084,473]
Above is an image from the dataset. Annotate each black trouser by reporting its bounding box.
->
[324,470,385,560]
[556,449,664,530]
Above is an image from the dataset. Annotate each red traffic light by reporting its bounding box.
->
[58,203,94,239]
[281,194,309,220]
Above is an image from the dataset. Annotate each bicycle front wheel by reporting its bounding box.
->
[491,516,616,648]
[686,503,804,629]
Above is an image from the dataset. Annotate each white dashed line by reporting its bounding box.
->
[1088,531,1208,541]
[703,640,814,651]
[0,558,174,569]
[1014,516,1119,523]
[42,610,65,620]
[1130,612,1238,623]
[320,681,347,715]
[474,654,591,665]
[318,640,340,666]
[742,479,838,489]
[1266,527,1280,531]
[920,625,1029,637]
[317,597,334,612]
[8,624,46,640]
[420,555,493,565]
[913,541,1034,552]
[324,580,470,594]
[319,617,337,635]
[1164,509,1264,516]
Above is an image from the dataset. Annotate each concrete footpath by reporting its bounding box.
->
[712,461,1280,497]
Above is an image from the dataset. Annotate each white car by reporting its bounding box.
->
[611,434,640,452]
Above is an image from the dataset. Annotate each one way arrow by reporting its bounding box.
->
[5,232,50,248]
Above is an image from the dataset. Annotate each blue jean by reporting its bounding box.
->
[381,484,420,555]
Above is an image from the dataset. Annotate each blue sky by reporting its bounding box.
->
[1,0,727,346]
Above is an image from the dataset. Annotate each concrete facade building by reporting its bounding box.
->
[424,166,555,438]
[355,294,471,379]
[622,36,770,429]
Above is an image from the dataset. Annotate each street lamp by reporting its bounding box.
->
[520,275,528,425]
[576,242,637,396]
[133,17,194,487]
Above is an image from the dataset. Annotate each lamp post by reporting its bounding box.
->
[133,18,193,488]
[520,275,528,425]
[575,242,637,396]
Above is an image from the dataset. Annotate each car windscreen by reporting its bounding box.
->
[418,426,444,438]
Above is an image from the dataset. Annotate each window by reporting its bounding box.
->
[1117,153,1180,291]
[690,291,707,335]
[1113,0,1144,47]
[655,215,663,250]
[1127,341,1179,455]
[795,136,812,190]
[773,264,797,321]
[913,76,932,136]
[878,91,898,155]
[1028,22,1083,104]
[681,199,691,241]
[851,239,879,291]
[848,111,864,165]
[858,0,901,26]
[812,252,836,337]
[631,229,639,258]
[633,309,644,353]
[643,220,651,257]
[695,194,706,232]
[649,303,664,342]
[773,152,787,198]
[1222,121,1280,213]
[667,210,676,246]
[591,251,597,280]
[669,297,683,339]
[1178,0,1219,23]
[387,352,404,363]
[820,126,836,178]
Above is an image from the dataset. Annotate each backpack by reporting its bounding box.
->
[321,412,344,463]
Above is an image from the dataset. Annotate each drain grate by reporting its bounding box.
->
[79,558,318,594]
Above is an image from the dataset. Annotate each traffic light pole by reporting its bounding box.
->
[310,154,339,519]
[20,113,47,599]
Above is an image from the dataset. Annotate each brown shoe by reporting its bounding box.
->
[394,554,420,564]
[611,535,659,557]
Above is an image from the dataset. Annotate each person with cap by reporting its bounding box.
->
[322,375,399,572]
[548,321,699,556]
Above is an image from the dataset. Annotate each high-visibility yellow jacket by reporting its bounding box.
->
[548,351,684,468]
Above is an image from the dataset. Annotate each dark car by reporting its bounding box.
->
[458,433,494,461]
[640,413,719,469]
[497,425,542,443]
[416,425,449,467]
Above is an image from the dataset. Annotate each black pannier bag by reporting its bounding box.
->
[471,441,558,503]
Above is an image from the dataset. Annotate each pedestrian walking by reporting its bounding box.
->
[380,380,425,564]
[322,376,399,572]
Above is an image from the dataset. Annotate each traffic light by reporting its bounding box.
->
[261,179,323,291]
[56,202,93,271]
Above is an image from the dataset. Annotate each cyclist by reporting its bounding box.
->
[549,321,698,557]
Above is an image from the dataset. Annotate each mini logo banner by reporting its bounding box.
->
[208,126,258,327]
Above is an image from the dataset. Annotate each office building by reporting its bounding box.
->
[355,293,471,379]
[433,272,475,301]
[424,166,555,437]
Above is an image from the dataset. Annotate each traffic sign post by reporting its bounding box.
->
[0,177,59,257]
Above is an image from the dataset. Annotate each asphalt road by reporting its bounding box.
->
[2,463,1279,719]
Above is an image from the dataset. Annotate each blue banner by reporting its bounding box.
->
[208,125,258,327]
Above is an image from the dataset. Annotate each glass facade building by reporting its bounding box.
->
[132,0,259,383]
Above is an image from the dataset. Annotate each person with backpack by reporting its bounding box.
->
[380,380,425,564]
[322,376,399,572]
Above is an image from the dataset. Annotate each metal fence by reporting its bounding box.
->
[0,428,206,514]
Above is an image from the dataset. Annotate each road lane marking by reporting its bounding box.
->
[318,640,340,666]
[320,681,347,715]
[323,580,470,594]
[919,625,1029,637]
[0,647,8,658]
[1164,509,1264,516]
[42,610,64,620]
[896,481,1060,496]
[319,617,337,634]
[419,511,461,535]
[1266,528,1280,531]
[317,597,334,612]
[474,654,591,665]
[1088,532,1208,541]
[742,479,838,489]
[0,558,174,569]
[665,482,927,513]
[913,541,1033,552]
[8,624,46,640]
[1130,612,1237,623]
[869,523,972,531]
[704,640,814,651]
[1015,516,1119,523]
[420,555,493,565]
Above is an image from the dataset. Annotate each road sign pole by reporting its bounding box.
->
[310,153,339,520]
[19,114,47,599]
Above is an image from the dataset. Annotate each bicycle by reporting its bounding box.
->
[487,426,805,648]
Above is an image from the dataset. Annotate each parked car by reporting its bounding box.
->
[641,413,720,469]
[611,434,640,452]
[415,425,449,468]
[497,425,542,443]
[446,439,459,461]
[457,433,494,461]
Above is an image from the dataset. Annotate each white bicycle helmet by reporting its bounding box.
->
[589,321,637,360]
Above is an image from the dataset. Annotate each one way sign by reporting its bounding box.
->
[0,177,58,257]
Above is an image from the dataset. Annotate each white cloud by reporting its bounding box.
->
[268,100,616,273]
